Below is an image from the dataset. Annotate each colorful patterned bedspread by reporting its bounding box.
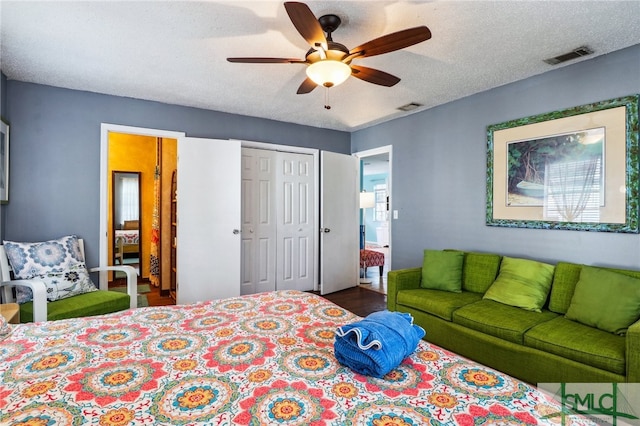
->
[115,229,139,245]
[0,290,593,425]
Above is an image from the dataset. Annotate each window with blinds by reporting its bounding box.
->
[374,184,388,222]
[543,157,603,222]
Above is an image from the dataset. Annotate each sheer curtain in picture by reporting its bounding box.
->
[117,176,139,226]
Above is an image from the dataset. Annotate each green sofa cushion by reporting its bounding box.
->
[483,256,554,312]
[525,317,626,375]
[397,289,483,321]
[20,290,131,323]
[452,299,558,344]
[461,252,502,294]
[548,262,582,314]
[421,250,464,292]
[550,262,640,314]
[565,266,640,335]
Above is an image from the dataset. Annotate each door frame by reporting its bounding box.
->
[353,145,393,273]
[99,123,186,290]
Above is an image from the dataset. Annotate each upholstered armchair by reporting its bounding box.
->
[0,236,137,322]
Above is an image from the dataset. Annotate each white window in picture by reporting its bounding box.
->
[116,176,140,225]
[543,156,603,222]
[374,184,388,222]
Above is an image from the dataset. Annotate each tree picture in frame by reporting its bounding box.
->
[506,127,604,213]
[486,95,639,233]
[0,119,8,203]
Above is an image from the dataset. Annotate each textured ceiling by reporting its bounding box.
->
[1,1,639,132]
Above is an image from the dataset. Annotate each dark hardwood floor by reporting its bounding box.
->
[113,280,386,316]
[109,278,175,307]
[146,284,175,306]
[312,286,387,317]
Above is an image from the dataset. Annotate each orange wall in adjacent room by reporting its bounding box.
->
[107,132,177,289]
[108,133,156,279]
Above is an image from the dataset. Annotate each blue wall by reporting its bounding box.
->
[3,82,350,266]
[3,44,640,271]
[0,72,6,119]
[353,44,640,270]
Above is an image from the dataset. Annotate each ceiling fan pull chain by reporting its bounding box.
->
[324,87,331,110]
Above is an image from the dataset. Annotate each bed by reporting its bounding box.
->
[0,290,594,425]
[115,229,139,255]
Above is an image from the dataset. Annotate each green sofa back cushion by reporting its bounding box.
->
[461,252,502,293]
[550,262,640,314]
[565,266,640,335]
[549,262,582,314]
[421,249,464,293]
[483,256,555,312]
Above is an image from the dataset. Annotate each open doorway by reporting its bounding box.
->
[354,146,392,295]
[99,124,185,301]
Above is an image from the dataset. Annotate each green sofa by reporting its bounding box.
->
[387,251,640,385]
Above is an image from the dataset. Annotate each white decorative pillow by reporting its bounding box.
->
[3,235,97,303]
[0,314,11,341]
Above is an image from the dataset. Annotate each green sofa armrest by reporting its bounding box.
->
[387,267,422,311]
[626,317,640,382]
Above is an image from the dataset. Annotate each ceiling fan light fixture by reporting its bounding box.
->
[306,60,351,88]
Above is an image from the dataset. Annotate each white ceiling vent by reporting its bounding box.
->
[544,46,594,65]
[397,102,423,112]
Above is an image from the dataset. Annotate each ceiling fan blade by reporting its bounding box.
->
[296,77,317,94]
[227,57,306,64]
[349,26,431,58]
[350,65,401,87]
[284,2,327,50]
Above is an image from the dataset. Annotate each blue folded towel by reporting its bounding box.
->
[334,310,425,378]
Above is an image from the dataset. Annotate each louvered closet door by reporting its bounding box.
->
[240,148,277,295]
[276,152,315,291]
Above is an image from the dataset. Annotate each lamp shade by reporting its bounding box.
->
[360,191,375,209]
[306,60,351,88]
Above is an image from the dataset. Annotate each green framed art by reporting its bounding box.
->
[0,119,8,203]
[486,95,639,233]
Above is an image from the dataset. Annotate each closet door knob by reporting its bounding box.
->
[233,229,240,235]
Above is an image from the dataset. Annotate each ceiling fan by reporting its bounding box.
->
[227,2,431,103]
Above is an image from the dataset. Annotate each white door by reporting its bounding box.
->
[276,152,315,291]
[241,148,277,295]
[177,137,241,304]
[320,151,359,295]
[240,148,315,294]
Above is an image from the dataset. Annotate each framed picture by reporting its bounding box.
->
[486,95,639,233]
[0,119,8,203]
